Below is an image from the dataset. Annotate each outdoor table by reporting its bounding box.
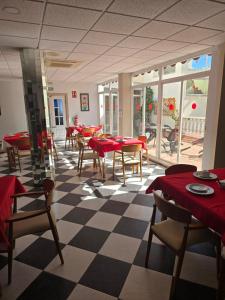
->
[0,176,25,245]
[89,136,146,177]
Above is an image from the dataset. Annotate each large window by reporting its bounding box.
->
[133,89,143,137]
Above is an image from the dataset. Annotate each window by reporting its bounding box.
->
[54,99,64,125]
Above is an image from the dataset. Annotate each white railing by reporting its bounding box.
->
[182,117,205,134]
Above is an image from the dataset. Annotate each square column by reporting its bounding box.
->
[118,73,132,136]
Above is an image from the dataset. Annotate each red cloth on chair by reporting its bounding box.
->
[146,168,225,245]
[88,137,145,157]
[75,125,102,137]
[0,176,26,245]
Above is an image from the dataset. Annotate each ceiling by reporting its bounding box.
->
[1,0,225,83]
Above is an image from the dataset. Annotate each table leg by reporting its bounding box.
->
[102,157,105,179]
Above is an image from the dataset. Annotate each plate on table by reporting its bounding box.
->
[116,139,125,143]
[186,183,214,195]
[193,171,217,180]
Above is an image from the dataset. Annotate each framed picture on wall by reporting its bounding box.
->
[80,93,89,111]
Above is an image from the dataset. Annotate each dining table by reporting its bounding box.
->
[0,176,26,245]
[89,136,146,177]
[74,125,102,137]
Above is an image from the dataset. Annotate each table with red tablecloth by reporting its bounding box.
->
[0,176,26,245]
[146,168,225,244]
[88,136,146,158]
[74,125,102,137]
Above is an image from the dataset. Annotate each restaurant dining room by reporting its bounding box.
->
[1,0,225,299]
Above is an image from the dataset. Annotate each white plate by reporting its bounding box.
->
[193,171,217,180]
[186,183,214,195]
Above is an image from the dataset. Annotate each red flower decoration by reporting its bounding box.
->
[148,103,153,111]
[192,103,197,110]
[169,104,174,111]
[136,103,141,111]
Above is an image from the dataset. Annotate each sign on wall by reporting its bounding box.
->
[72,90,77,98]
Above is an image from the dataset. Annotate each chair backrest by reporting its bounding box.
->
[77,140,85,150]
[66,127,74,137]
[99,133,112,139]
[42,179,55,207]
[153,192,192,224]
[16,137,31,150]
[82,127,95,136]
[138,135,147,143]
[165,164,197,175]
[122,144,142,153]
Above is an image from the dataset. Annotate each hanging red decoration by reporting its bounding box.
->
[136,103,141,111]
[148,103,153,111]
[192,102,197,110]
[169,104,174,111]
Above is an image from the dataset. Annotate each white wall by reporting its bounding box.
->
[51,82,99,126]
[0,79,27,139]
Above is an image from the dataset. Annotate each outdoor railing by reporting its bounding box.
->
[182,117,205,134]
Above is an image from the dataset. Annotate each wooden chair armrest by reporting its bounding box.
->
[11,191,44,199]
[187,223,207,230]
[6,209,48,223]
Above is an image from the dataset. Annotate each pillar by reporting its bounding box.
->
[20,49,50,186]
[118,73,132,136]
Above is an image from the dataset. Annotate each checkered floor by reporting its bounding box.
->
[0,143,217,300]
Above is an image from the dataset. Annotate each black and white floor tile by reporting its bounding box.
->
[0,144,217,299]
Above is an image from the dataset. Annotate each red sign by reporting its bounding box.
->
[72,90,77,98]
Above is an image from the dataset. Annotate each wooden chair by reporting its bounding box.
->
[6,147,17,170]
[6,179,64,284]
[217,246,225,300]
[82,127,96,137]
[65,127,76,150]
[138,135,149,165]
[116,144,143,184]
[14,137,31,172]
[145,192,214,300]
[99,133,112,139]
[165,164,197,175]
[77,140,101,176]
[42,132,58,160]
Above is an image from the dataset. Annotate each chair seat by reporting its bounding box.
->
[152,219,212,251]
[13,210,55,239]
[82,152,99,160]
[118,157,140,165]
[18,150,31,156]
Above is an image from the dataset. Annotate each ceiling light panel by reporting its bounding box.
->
[0,0,44,23]
[44,4,101,29]
[134,20,187,39]
[93,13,148,34]
[156,0,225,25]
[48,0,112,10]
[108,0,178,19]
[40,40,76,52]
[169,27,221,43]
[82,31,125,46]
[41,25,87,43]
[197,11,225,31]
[74,43,110,54]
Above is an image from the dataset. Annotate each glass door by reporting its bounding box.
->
[160,82,181,164]
[179,77,209,169]
[104,93,110,133]
[133,88,144,137]
[48,95,66,140]
[112,92,119,135]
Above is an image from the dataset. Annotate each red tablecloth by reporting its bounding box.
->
[0,176,26,245]
[74,125,102,137]
[88,136,146,157]
[146,168,225,244]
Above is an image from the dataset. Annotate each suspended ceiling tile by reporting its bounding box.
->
[93,12,148,34]
[0,0,44,24]
[0,20,40,38]
[133,49,165,59]
[149,40,190,52]
[177,44,211,54]
[169,27,221,43]
[41,25,87,43]
[67,52,98,61]
[108,0,178,19]
[95,55,124,63]
[199,32,225,45]
[74,43,110,54]
[117,36,159,49]
[0,36,38,48]
[134,20,187,39]
[197,11,225,31]
[48,0,112,10]
[156,0,225,25]
[82,31,125,46]
[105,46,139,57]
[44,4,101,29]
[39,40,76,52]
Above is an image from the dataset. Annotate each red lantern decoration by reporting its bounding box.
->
[169,104,174,111]
[136,103,141,111]
[192,102,197,110]
[148,103,153,111]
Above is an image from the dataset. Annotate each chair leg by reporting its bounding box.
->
[98,157,102,176]
[112,152,115,179]
[65,139,67,149]
[217,256,225,300]
[79,159,83,176]
[169,251,185,300]
[145,229,153,267]
[140,161,143,181]
[122,164,126,185]
[50,224,64,265]
[17,155,21,172]
[216,239,222,277]
[8,246,13,284]
[54,145,58,160]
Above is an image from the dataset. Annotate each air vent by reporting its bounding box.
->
[45,59,82,69]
